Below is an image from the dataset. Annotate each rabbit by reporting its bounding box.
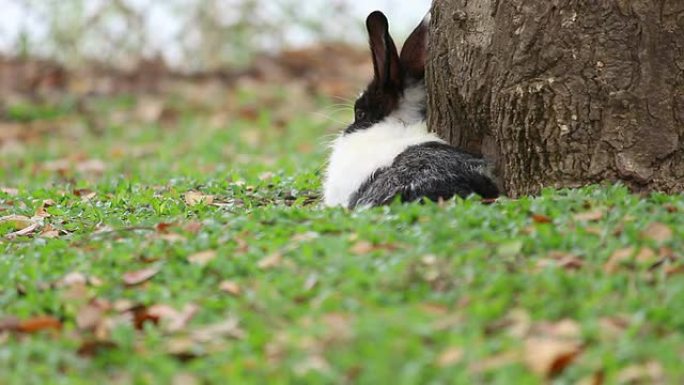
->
[323,11,499,209]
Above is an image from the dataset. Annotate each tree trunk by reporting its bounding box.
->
[427,0,684,197]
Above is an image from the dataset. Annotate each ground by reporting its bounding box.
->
[1,84,683,384]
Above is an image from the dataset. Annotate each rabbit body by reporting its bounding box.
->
[322,11,499,208]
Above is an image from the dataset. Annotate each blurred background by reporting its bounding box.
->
[0,0,430,187]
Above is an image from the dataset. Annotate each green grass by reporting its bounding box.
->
[1,89,683,385]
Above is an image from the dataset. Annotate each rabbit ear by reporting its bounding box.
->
[400,13,430,81]
[366,11,401,89]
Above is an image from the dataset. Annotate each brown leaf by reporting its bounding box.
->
[0,317,20,333]
[185,191,215,206]
[73,189,96,201]
[616,362,664,384]
[531,214,552,224]
[77,340,117,357]
[149,304,199,332]
[17,316,63,333]
[573,210,604,222]
[172,373,201,385]
[350,241,374,255]
[642,223,673,243]
[258,253,283,270]
[524,337,582,378]
[1,215,35,232]
[604,248,635,273]
[76,304,106,331]
[469,352,519,374]
[219,280,242,296]
[123,266,160,286]
[191,318,245,342]
[436,347,464,367]
[131,305,161,330]
[576,371,605,385]
[183,221,203,234]
[0,187,18,196]
[598,316,630,340]
[187,250,217,266]
[156,222,176,233]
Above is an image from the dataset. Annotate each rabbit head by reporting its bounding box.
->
[346,11,430,134]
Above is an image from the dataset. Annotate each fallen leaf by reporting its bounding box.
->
[219,280,242,296]
[258,253,283,269]
[73,189,96,201]
[0,187,18,196]
[172,373,201,385]
[183,221,203,234]
[149,304,199,332]
[17,316,63,333]
[436,347,464,367]
[469,352,519,374]
[350,241,374,255]
[185,191,215,206]
[642,223,673,243]
[0,317,20,333]
[576,371,605,385]
[131,305,161,330]
[531,214,552,224]
[77,304,105,331]
[191,318,245,342]
[57,272,88,288]
[598,316,630,340]
[616,362,664,384]
[75,159,106,174]
[188,250,217,266]
[77,340,117,357]
[604,248,635,273]
[524,337,582,378]
[1,215,35,232]
[123,266,160,286]
[573,210,604,222]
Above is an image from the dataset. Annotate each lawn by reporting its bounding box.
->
[1,85,683,385]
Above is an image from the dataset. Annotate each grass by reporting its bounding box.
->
[1,87,683,385]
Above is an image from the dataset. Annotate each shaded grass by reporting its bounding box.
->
[1,90,683,384]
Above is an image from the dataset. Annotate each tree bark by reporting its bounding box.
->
[427,0,684,197]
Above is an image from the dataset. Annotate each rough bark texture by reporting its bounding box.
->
[427,0,684,197]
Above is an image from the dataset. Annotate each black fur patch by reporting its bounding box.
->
[348,142,499,208]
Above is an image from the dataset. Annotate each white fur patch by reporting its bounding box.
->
[323,119,443,207]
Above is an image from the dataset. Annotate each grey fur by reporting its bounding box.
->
[349,142,499,208]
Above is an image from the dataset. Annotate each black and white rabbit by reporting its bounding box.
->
[323,11,499,209]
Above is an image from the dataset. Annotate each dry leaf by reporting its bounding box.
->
[1,215,35,232]
[73,189,96,201]
[258,253,283,269]
[524,337,582,378]
[17,316,63,333]
[187,250,217,266]
[123,266,160,286]
[642,223,673,243]
[576,371,605,385]
[185,191,215,206]
[191,318,245,342]
[469,352,519,374]
[573,210,604,222]
[604,248,635,273]
[532,214,553,224]
[219,281,242,296]
[350,241,374,255]
[77,340,117,357]
[172,373,201,385]
[436,347,464,367]
[149,304,199,332]
[0,187,18,196]
[616,362,664,384]
[77,304,105,331]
